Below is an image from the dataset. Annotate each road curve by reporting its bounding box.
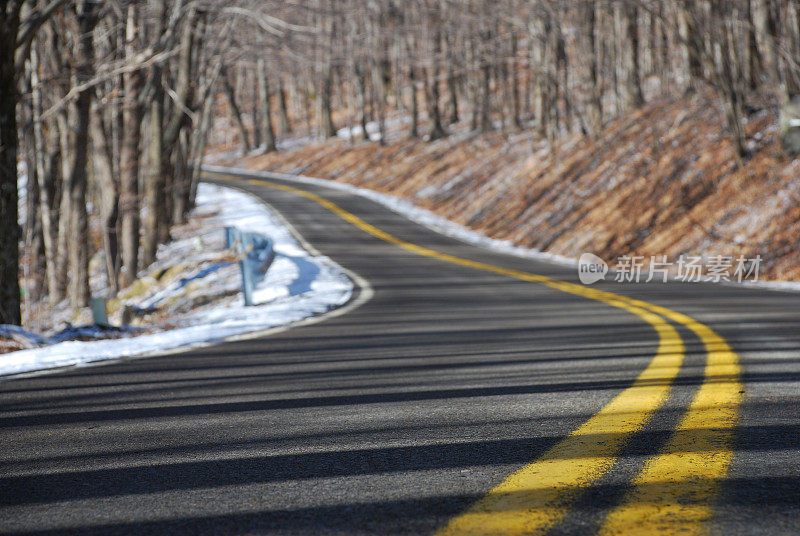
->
[1,168,798,535]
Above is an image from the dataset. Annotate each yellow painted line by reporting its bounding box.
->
[437,311,683,536]
[598,317,742,536]
[207,171,742,535]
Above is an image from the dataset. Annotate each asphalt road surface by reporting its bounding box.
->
[1,168,798,535]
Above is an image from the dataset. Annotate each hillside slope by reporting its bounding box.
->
[222,92,800,281]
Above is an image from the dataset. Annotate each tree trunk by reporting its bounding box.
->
[301,80,313,137]
[257,58,277,153]
[622,1,644,109]
[91,104,120,293]
[585,0,602,136]
[427,15,446,140]
[782,0,800,97]
[67,1,98,308]
[426,65,447,140]
[222,67,251,153]
[277,78,291,135]
[251,74,261,149]
[31,47,61,302]
[54,110,72,299]
[446,31,459,125]
[717,2,748,158]
[171,129,191,223]
[23,132,44,304]
[510,33,522,130]
[745,0,763,90]
[408,61,419,139]
[447,71,459,125]
[753,0,780,85]
[354,64,369,140]
[163,6,198,154]
[141,0,167,267]
[188,76,218,212]
[119,4,143,287]
[530,13,549,136]
[554,14,572,133]
[164,6,202,227]
[658,1,670,88]
[480,60,492,132]
[321,69,336,138]
[466,39,479,131]
[20,67,44,306]
[0,3,22,324]
[371,55,388,146]
[678,1,703,92]
[141,84,164,267]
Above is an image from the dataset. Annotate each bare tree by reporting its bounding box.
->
[118,3,143,288]
[257,58,277,153]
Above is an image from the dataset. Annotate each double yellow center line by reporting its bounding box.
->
[209,172,743,536]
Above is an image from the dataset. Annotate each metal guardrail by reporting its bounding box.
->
[225,226,276,306]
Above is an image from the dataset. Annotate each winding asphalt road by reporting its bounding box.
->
[1,168,798,535]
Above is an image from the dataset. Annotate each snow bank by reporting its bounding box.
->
[737,279,800,293]
[1,183,354,377]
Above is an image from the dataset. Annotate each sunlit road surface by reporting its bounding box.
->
[1,168,798,535]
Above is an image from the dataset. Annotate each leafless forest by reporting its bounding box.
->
[2,0,799,327]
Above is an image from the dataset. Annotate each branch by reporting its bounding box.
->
[39,48,179,121]
[17,0,68,48]
[222,6,315,37]
[14,0,70,71]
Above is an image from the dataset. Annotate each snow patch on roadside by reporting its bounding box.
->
[337,121,382,142]
[1,183,354,377]
[737,280,800,293]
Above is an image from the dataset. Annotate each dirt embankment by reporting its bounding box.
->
[223,92,800,281]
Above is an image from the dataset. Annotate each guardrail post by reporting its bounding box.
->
[89,297,110,327]
[240,257,255,306]
[226,226,275,307]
